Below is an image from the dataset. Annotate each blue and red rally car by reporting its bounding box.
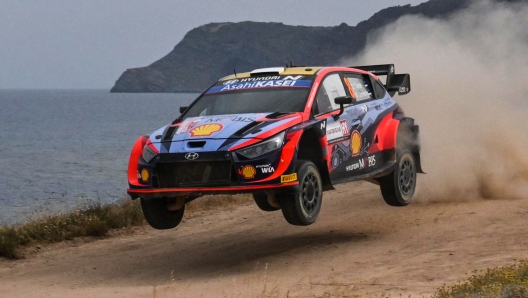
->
[127,65,423,229]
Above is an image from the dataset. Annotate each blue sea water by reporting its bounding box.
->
[0,89,197,225]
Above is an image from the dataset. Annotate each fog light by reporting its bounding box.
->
[140,168,149,183]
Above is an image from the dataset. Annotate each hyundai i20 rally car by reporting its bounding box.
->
[127,64,423,229]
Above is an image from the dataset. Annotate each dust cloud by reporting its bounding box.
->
[343,0,528,201]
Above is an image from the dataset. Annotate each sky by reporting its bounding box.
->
[0,0,427,89]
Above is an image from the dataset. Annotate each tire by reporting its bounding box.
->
[140,197,185,230]
[253,194,280,212]
[279,160,323,226]
[379,150,416,206]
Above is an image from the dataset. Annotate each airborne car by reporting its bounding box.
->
[127,65,423,229]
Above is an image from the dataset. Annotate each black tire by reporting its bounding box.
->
[140,197,185,230]
[379,151,416,206]
[279,160,323,226]
[253,194,280,212]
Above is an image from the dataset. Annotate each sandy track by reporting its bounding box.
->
[1,181,527,297]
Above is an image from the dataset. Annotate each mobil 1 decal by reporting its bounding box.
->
[237,160,279,181]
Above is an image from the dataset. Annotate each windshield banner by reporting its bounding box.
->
[207,79,312,94]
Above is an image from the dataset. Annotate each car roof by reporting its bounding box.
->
[219,67,324,81]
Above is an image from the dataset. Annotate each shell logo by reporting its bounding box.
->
[240,165,257,179]
[140,168,149,182]
[189,123,223,137]
[351,130,362,156]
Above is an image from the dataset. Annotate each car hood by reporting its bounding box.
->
[148,112,303,153]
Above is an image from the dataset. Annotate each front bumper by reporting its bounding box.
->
[127,182,300,199]
[128,145,299,199]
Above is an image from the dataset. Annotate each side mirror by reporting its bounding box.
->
[334,96,353,105]
[179,106,188,113]
[333,96,353,120]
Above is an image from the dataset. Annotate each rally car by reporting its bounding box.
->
[127,64,423,229]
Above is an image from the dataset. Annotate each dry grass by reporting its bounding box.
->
[0,194,253,260]
[434,260,528,298]
[0,199,144,259]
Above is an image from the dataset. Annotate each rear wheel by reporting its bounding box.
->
[253,194,280,212]
[140,197,185,229]
[279,160,322,226]
[379,151,416,206]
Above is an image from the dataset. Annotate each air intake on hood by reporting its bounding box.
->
[187,141,206,148]
[234,121,264,136]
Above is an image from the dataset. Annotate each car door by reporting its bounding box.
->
[337,73,382,178]
[313,73,368,180]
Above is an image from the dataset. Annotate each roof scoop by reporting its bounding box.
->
[250,67,284,77]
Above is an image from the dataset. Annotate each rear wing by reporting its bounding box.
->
[349,64,410,96]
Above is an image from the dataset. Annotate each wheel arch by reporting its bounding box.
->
[295,125,334,191]
[396,117,425,174]
[128,135,149,192]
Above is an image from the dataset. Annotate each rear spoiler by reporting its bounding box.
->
[349,64,411,96]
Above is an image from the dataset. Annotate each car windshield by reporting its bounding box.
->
[183,88,311,118]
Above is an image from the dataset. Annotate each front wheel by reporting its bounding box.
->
[140,197,185,230]
[279,160,323,226]
[379,151,416,206]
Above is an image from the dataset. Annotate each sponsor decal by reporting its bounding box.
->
[346,159,364,171]
[239,165,257,179]
[281,173,298,183]
[351,130,362,156]
[223,75,304,85]
[177,118,202,134]
[189,123,223,137]
[345,155,376,171]
[204,115,255,123]
[361,105,368,113]
[223,79,241,85]
[368,155,376,167]
[327,120,350,144]
[256,164,275,174]
[140,168,149,182]
[207,80,312,93]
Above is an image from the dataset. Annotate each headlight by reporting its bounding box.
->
[236,132,285,159]
[142,144,158,163]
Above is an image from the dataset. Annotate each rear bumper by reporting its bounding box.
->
[127,181,300,199]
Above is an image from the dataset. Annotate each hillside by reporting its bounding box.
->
[109,0,513,93]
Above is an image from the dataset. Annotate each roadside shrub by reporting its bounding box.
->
[0,199,144,259]
[0,195,252,260]
[434,260,528,298]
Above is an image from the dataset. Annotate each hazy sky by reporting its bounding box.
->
[0,0,427,89]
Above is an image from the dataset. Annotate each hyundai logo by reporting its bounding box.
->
[185,152,199,160]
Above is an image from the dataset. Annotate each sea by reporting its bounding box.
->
[0,89,197,225]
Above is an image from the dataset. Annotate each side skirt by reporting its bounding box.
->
[330,161,395,186]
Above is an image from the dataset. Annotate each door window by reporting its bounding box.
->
[343,75,374,102]
[315,74,347,114]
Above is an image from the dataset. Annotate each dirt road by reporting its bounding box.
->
[1,181,527,297]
